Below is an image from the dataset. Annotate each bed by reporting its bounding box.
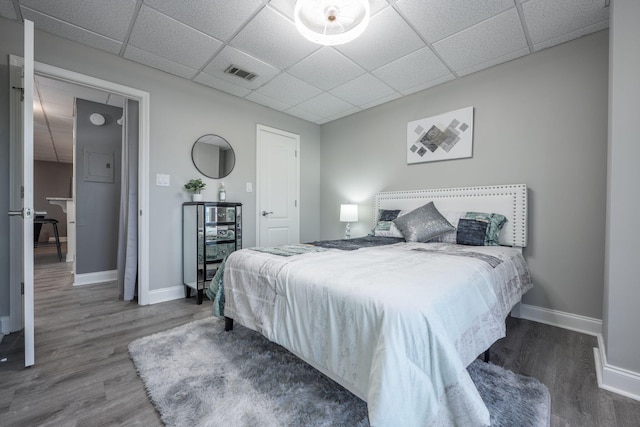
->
[208,184,531,426]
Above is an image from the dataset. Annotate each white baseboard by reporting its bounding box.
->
[519,303,602,336]
[148,285,186,304]
[594,335,640,401]
[73,270,117,286]
[0,316,10,335]
[48,236,68,243]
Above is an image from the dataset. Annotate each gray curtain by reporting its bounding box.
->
[117,99,139,301]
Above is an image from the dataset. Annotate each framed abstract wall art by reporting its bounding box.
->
[407,106,474,164]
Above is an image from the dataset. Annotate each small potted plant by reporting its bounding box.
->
[184,178,206,201]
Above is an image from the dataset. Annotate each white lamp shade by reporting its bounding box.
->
[294,0,370,46]
[340,203,358,222]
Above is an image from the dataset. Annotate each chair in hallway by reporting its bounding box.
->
[34,216,63,262]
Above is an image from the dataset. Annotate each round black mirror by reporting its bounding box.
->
[191,134,236,179]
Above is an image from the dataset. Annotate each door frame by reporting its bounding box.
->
[8,58,152,331]
[255,124,300,246]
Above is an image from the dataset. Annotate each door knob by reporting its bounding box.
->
[261,211,274,216]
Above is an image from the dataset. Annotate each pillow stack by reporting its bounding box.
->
[371,203,508,246]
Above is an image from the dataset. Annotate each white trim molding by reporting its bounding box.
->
[148,285,185,305]
[594,335,640,401]
[519,303,602,336]
[73,270,117,286]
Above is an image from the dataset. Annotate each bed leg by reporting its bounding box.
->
[224,317,234,332]
[483,349,491,363]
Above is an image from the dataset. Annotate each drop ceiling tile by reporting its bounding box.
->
[193,72,252,97]
[21,8,122,54]
[373,47,453,93]
[0,0,17,20]
[270,0,390,21]
[128,5,223,70]
[330,73,397,107]
[202,46,280,90]
[522,0,609,50]
[20,0,136,41]
[456,48,529,77]
[245,92,291,112]
[124,45,199,80]
[256,73,322,106]
[395,0,514,43]
[322,107,362,123]
[46,114,74,128]
[295,93,355,118]
[40,101,73,117]
[336,7,424,71]
[532,20,609,52]
[229,6,319,69]
[143,0,263,41]
[284,106,324,124]
[359,92,402,110]
[399,74,455,96]
[288,47,366,91]
[433,8,528,74]
[50,129,73,143]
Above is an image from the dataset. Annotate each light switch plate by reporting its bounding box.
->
[156,174,170,186]
[246,182,253,192]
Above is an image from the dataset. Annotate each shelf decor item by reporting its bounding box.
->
[185,178,206,201]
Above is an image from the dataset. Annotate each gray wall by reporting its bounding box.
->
[34,160,72,241]
[604,0,640,374]
[0,17,321,308]
[320,31,609,320]
[74,99,123,274]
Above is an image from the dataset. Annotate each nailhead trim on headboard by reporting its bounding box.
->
[373,184,528,247]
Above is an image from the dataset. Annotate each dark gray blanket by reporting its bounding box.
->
[308,236,404,251]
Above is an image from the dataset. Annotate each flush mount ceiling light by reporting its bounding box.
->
[294,0,370,46]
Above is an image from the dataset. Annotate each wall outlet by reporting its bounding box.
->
[156,174,170,186]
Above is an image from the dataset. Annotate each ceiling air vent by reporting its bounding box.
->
[224,65,257,81]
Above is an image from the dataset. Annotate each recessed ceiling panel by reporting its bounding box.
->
[230,6,319,69]
[396,0,514,43]
[336,7,424,71]
[144,0,263,41]
[124,45,199,79]
[373,47,453,94]
[128,5,223,70]
[256,73,322,106]
[295,93,356,118]
[288,47,366,91]
[330,74,397,107]
[523,0,609,51]
[433,9,528,74]
[21,0,136,40]
[0,0,17,20]
[21,7,122,54]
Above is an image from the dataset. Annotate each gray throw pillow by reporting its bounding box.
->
[393,202,455,242]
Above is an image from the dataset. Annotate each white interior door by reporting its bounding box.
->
[256,125,300,247]
[7,20,35,367]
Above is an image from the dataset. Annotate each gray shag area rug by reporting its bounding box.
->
[129,317,550,427]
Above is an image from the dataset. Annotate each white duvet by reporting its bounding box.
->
[222,242,532,426]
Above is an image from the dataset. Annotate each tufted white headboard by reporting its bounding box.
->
[373,184,528,247]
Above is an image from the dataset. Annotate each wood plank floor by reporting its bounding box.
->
[1,243,639,426]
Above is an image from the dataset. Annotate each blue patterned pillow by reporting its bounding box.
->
[456,212,507,246]
[370,209,405,238]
